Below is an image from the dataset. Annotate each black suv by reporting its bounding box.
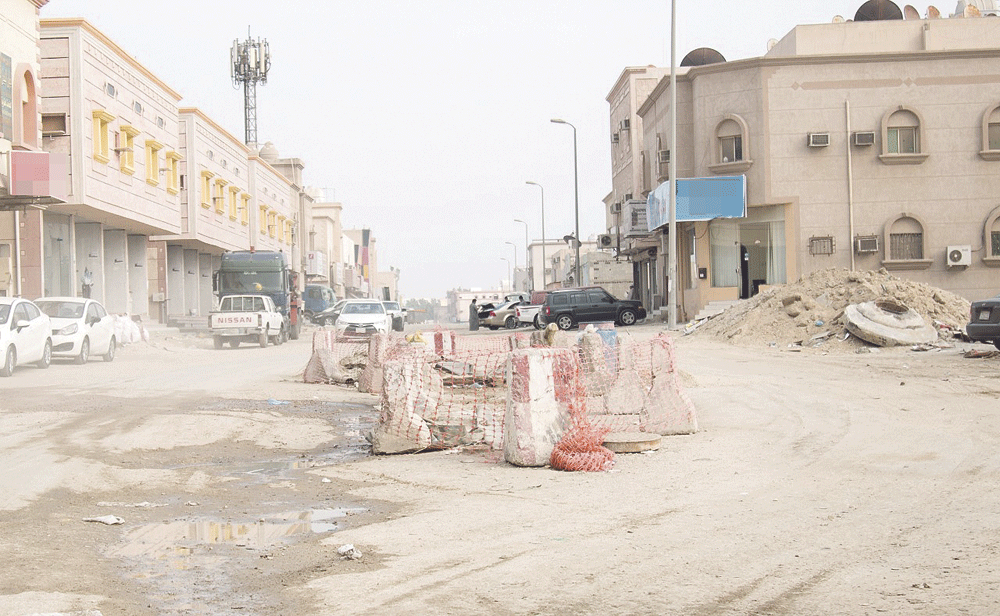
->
[538,287,646,330]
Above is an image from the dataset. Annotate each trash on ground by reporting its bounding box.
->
[337,543,363,560]
[83,515,124,525]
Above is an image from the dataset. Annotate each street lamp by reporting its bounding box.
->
[513,218,529,292]
[525,181,546,290]
[551,119,580,287]
[500,257,511,293]
[504,241,518,292]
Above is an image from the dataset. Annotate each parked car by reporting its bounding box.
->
[335,299,390,338]
[481,299,523,330]
[538,287,646,330]
[381,301,407,332]
[303,284,337,319]
[966,292,1000,350]
[515,291,549,329]
[0,297,53,377]
[35,297,116,363]
[312,299,348,326]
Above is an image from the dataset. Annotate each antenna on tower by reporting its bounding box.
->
[231,29,271,146]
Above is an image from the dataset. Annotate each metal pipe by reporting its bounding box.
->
[550,119,581,286]
[846,99,856,271]
[667,0,678,328]
[513,219,529,291]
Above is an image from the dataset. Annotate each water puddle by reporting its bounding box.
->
[110,507,366,559]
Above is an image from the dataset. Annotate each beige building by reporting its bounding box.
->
[616,9,1000,321]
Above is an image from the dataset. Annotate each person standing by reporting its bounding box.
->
[468,298,479,331]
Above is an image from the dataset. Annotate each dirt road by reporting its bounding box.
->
[2,323,999,615]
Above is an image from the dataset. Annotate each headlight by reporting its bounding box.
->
[57,323,78,336]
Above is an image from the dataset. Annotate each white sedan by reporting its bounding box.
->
[35,297,116,364]
[0,296,52,377]
[335,300,390,338]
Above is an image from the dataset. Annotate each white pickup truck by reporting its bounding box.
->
[209,294,286,349]
[515,291,548,329]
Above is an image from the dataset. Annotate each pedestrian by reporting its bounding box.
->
[468,298,479,331]
[81,267,93,298]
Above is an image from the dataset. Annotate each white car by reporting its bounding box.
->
[335,300,390,337]
[35,297,116,364]
[0,296,53,377]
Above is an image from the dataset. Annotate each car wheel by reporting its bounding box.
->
[36,339,52,369]
[619,309,637,326]
[504,316,517,329]
[556,314,574,331]
[280,326,289,344]
[214,336,224,350]
[534,314,543,330]
[259,328,269,348]
[103,337,116,362]
[324,316,335,327]
[0,346,14,377]
[75,337,90,364]
[230,340,240,348]
[489,326,499,331]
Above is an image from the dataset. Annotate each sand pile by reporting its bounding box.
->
[692,268,971,351]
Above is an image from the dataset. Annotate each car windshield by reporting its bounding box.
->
[36,300,85,319]
[383,302,400,311]
[342,302,385,315]
[0,305,9,325]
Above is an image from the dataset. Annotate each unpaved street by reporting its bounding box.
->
[2,323,1000,615]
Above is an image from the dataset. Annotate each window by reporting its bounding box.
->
[92,109,115,164]
[879,107,927,164]
[721,135,743,162]
[228,186,241,220]
[988,124,1000,150]
[118,125,140,175]
[268,211,277,238]
[983,207,1000,262]
[285,219,294,244]
[213,178,228,213]
[277,216,286,243]
[709,115,752,174]
[809,236,835,256]
[587,290,611,304]
[992,231,1000,257]
[200,170,215,208]
[165,152,182,194]
[980,105,1000,160]
[241,194,251,226]
[883,214,932,269]
[145,139,163,185]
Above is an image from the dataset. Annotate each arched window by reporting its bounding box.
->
[978,104,1000,161]
[882,213,932,270]
[879,106,928,165]
[708,114,752,174]
[983,206,1000,265]
[12,66,39,149]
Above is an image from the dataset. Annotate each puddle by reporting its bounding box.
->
[110,508,366,559]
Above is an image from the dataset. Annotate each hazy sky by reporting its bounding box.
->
[41,1,873,298]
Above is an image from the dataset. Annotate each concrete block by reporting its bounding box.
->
[503,348,574,467]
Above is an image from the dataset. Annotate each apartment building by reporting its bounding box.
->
[615,5,1000,321]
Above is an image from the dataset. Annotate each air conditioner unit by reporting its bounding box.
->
[610,202,622,214]
[620,118,631,131]
[853,131,876,146]
[658,149,670,163]
[947,245,972,267]
[611,132,619,144]
[623,193,633,201]
[597,234,613,248]
[151,292,165,302]
[855,235,880,254]
[808,132,830,147]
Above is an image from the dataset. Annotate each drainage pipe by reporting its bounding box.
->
[846,100,856,271]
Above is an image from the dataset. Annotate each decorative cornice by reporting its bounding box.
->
[179,107,250,155]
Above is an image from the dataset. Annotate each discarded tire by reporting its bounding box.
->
[843,300,937,347]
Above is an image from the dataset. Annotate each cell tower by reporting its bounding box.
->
[230,30,270,146]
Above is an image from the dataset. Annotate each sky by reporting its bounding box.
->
[40,1,877,299]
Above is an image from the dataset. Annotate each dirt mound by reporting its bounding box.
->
[692,268,971,352]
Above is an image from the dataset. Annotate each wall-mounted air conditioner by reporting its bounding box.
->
[808,132,830,147]
[597,234,613,248]
[947,245,972,267]
[610,202,622,214]
[612,132,619,144]
[855,235,879,254]
[620,118,630,131]
[853,131,876,146]
[657,150,670,163]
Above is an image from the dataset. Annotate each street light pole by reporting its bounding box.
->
[525,181,545,290]
[504,240,519,293]
[550,119,581,286]
[668,0,678,328]
[500,257,511,293]
[513,219,529,292]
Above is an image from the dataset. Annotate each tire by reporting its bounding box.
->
[259,328,268,348]
[488,326,499,331]
[556,314,574,331]
[75,337,90,364]
[36,339,52,369]
[504,316,517,330]
[324,316,335,327]
[230,340,240,348]
[533,314,543,330]
[271,326,284,346]
[280,326,288,344]
[103,337,116,362]
[0,346,14,377]
[214,336,224,350]
[619,309,637,326]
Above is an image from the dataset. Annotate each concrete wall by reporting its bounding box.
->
[166,244,183,315]
[126,234,146,314]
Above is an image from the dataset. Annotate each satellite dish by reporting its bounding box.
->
[854,0,904,21]
[904,4,921,18]
[928,4,941,16]
[767,38,778,51]
[833,14,846,22]
[680,47,726,67]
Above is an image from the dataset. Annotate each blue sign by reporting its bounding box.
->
[647,175,747,230]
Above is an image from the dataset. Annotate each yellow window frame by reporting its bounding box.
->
[228,185,241,220]
[92,109,114,164]
[119,125,140,174]
[145,139,163,186]
[164,152,182,195]
[200,170,215,208]
[240,194,250,226]
[259,204,268,234]
[213,178,229,213]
